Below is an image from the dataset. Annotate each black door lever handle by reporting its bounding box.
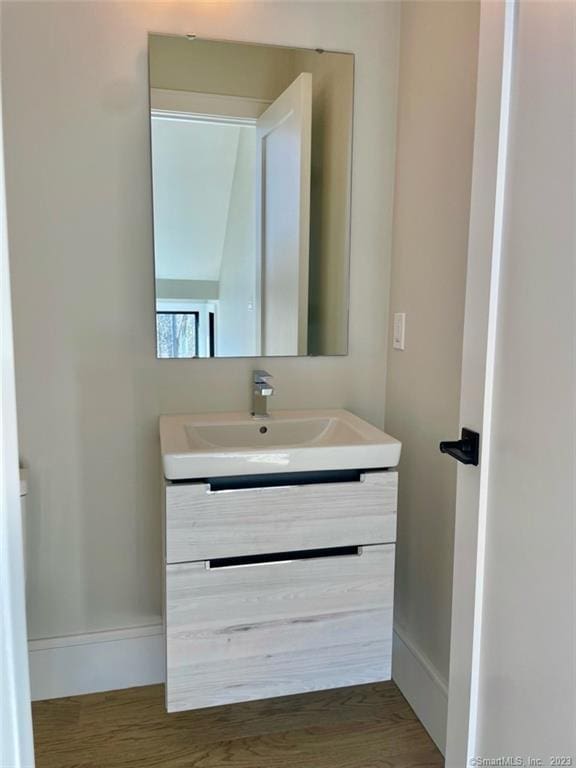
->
[439,428,479,466]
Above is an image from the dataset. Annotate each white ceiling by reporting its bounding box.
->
[151,118,242,282]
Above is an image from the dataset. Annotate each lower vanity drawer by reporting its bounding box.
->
[165,470,397,563]
[165,543,394,712]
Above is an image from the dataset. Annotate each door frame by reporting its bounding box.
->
[254,72,312,356]
[445,1,518,764]
[150,88,270,123]
[0,38,36,767]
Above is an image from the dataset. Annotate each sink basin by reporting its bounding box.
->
[160,409,401,480]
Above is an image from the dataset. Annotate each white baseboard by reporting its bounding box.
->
[28,617,449,752]
[28,623,165,701]
[392,625,448,755]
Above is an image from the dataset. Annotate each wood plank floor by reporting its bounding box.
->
[32,682,443,768]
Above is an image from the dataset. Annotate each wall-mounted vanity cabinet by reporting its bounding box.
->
[161,466,398,713]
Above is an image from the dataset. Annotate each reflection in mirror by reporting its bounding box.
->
[149,35,353,358]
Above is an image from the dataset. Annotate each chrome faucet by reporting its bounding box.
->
[252,370,274,418]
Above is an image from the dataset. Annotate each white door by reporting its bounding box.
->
[255,73,312,356]
[446,0,576,764]
[444,3,515,761]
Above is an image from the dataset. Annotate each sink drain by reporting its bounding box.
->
[259,426,268,435]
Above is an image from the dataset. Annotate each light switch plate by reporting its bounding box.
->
[393,313,406,351]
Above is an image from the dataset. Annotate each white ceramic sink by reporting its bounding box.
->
[160,409,401,480]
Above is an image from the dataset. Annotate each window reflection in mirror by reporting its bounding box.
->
[149,35,353,358]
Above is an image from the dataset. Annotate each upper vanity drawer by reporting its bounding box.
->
[165,470,397,563]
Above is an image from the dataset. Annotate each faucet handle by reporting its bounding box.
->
[253,369,273,383]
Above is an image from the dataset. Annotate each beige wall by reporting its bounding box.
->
[150,36,297,101]
[293,48,353,356]
[2,1,400,639]
[156,279,219,301]
[385,1,480,683]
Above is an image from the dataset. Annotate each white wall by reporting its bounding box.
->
[151,118,241,283]
[217,127,257,357]
[2,1,400,640]
[385,0,480,717]
[476,1,575,759]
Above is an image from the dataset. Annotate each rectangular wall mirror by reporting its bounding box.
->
[149,34,354,358]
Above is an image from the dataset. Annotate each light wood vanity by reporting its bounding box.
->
[162,468,398,713]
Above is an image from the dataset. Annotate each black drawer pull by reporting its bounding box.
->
[207,469,362,493]
[207,546,361,570]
